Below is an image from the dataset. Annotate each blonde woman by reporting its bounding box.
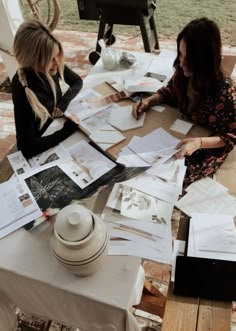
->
[12,20,83,158]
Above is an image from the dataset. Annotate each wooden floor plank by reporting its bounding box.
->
[197,299,232,331]
[161,284,199,331]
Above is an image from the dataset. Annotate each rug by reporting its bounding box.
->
[16,309,161,331]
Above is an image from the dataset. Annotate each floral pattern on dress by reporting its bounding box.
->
[158,76,236,187]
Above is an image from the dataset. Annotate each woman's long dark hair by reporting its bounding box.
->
[173,17,223,111]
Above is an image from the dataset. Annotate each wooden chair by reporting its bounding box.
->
[0,144,16,183]
[134,279,166,318]
[222,54,236,77]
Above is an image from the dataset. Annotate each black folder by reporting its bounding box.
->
[173,255,236,301]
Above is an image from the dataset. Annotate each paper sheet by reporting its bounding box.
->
[170,119,193,135]
[103,209,172,264]
[120,185,173,224]
[89,124,126,151]
[124,77,163,93]
[103,181,174,264]
[0,178,42,238]
[171,240,186,281]
[106,183,123,211]
[65,140,116,189]
[122,172,180,204]
[65,88,103,123]
[108,239,172,264]
[147,50,176,79]
[28,144,72,168]
[151,105,166,113]
[176,178,236,216]
[146,158,179,181]
[7,151,31,176]
[185,176,228,194]
[108,105,146,131]
[188,213,236,262]
[116,136,150,167]
[128,128,180,165]
[79,104,114,135]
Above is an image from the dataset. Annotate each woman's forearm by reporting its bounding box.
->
[175,136,226,158]
[147,93,164,107]
[200,136,225,149]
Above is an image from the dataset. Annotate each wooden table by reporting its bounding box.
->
[162,287,232,331]
[161,214,232,331]
[1,50,233,329]
[106,86,232,330]
[1,107,232,331]
[0,144,143,331]
[94,82,210,160]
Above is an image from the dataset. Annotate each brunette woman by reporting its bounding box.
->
[132,17,236,187]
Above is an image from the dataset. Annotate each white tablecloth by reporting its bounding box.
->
[83,50,176,89]
[0,220,143,331]
[0,49,177,330]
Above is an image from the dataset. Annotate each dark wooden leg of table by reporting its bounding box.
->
[149,14,160,50]
[139,12,151,53]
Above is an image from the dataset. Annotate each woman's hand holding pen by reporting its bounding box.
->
[132,93,164,119]
[132,97,150,120]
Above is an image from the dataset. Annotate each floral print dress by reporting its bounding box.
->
[157,76,236,188]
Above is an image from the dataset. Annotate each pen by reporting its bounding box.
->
[136,94,143,120]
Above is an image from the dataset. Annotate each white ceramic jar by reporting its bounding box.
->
[50,205,108,276]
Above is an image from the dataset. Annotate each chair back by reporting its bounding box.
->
[222,55,236,76]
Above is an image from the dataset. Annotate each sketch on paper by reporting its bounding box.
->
[120,185,167,223]
[120,186,169,224]
[28,144,72,169]
[24,165,82,212]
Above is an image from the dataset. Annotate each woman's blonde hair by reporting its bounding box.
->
[13,20,64,128]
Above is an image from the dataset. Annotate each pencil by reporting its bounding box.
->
[136,94,143,120]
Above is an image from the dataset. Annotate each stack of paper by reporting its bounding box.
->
[188,213,236,262]
[79,104,114,135]
[175,177,236,216]
[116,128,186,203]
[6,140,118,232]
[124,77,163,93]
[0,178,42,238]
[65,88,105,123]
[8,146,72,177]
[117,128,180,167]
[102,183,174,264]
[8,140,117,190]
[106,75,163,95]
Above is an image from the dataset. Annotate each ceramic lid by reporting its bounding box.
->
[55,205,93,242]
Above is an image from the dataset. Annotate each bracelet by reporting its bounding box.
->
[199,137,203,149]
